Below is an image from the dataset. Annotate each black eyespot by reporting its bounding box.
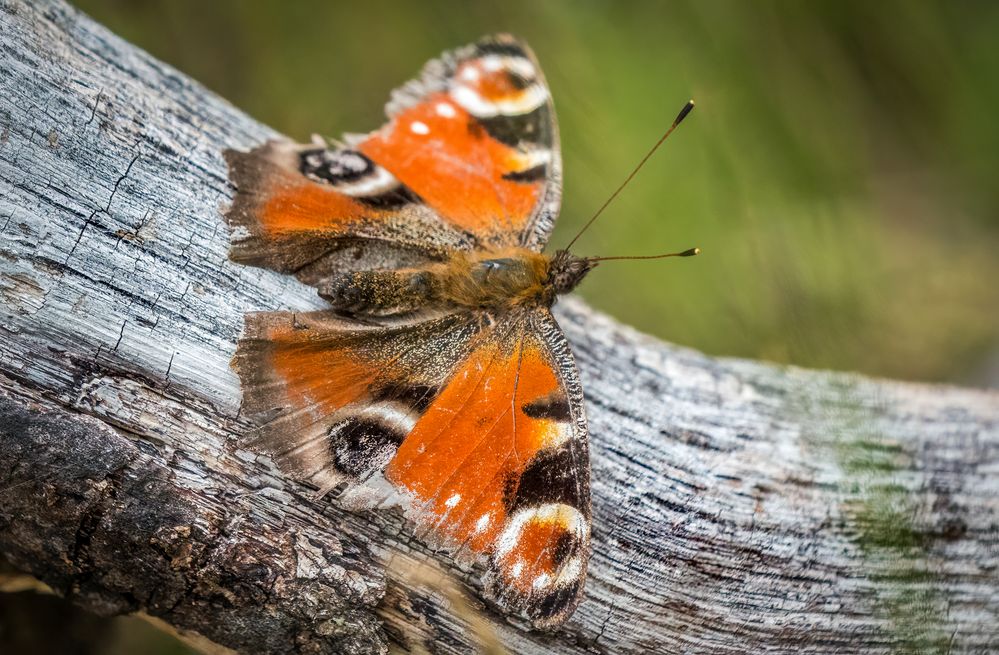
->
[328,418,404,480]
[533,578,583,624]
[477,109,548,147]
[505,445,586,514]
[552,530,579,566]
[505,70,533,90]
[300,148,374,183]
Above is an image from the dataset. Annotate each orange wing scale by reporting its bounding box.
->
[359,92,541,236]
[268,324,381,415]
[386,340,563,552]
[259,171,370,236]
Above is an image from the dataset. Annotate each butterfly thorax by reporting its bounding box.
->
[319,248,593,317]
[439,248,592,308]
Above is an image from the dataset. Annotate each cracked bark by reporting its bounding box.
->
[1,1,998,654]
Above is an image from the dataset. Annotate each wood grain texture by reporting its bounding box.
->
[1,1,997,653]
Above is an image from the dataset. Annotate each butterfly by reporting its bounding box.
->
[223,33,694,630]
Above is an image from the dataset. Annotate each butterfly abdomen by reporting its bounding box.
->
[319,268,436,317]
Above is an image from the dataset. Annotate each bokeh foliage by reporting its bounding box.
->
[75,0,999,385]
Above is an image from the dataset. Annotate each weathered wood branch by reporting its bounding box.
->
[1,2,997,653]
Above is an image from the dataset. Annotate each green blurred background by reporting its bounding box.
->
[83,0,999,387]
[4,2,998,653]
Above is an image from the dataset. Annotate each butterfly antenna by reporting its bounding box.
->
[564,99,695,252]
[588,247,700,263]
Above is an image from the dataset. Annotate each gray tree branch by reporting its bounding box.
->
[1,1,997,653]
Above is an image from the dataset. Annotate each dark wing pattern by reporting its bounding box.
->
[234,308,590,628]
[224,35,561,284]
[386,309,590,629]
[233,310,487,495]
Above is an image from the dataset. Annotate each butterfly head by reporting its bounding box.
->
[546,249,595,297]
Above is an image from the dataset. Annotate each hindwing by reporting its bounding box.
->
[234,308,589,629]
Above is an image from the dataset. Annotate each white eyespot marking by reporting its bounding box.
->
[481,55,504,73]
[303,150,371,181]
[409,120,430,135]
[493,503,588,560]
[450,56,545,118]
[450,84,548,118]
[505,56,538,80]
[532,573,552,590]
[333,165,401,198]
[476,54,537,80]
[555,554,584,586]
[334,151,369,174]
[537,421,572,450]
[493,503,588,591]
[435,102,457,118]
[459,65,481,82]
[445,493,461,509]
[516,147,552,169]
[474,512,492,534]
[339,401,418,436]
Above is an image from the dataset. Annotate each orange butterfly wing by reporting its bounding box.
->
[234,310,483,492]
[235,308,589,628]
[224,35,561,283]
[387,311,589,628]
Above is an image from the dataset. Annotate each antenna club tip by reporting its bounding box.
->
[682,247,700,257]
[674,100,696,126]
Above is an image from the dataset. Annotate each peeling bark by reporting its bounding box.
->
[1,1,997,653]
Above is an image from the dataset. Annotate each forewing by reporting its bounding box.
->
[360,33,562,250]
[223,35,562,285]
[224,141,461,285]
